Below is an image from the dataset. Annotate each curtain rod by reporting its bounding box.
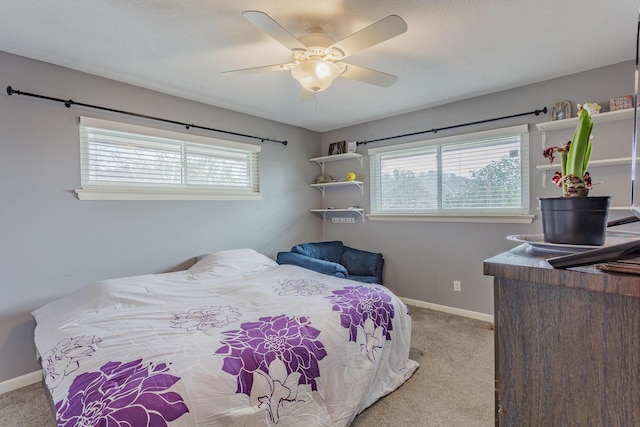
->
[356,107,548,146]
[6,85,288,146]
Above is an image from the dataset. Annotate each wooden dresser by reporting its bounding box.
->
[484,245,640,426]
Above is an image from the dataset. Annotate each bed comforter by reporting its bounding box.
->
[32,249,418,426]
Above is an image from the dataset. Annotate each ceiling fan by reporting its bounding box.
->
[223,11,408,96]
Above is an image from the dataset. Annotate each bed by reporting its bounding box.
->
[32,249,418,426]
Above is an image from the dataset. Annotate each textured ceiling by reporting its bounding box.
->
[0,0,637,132]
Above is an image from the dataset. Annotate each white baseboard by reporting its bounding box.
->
[0,370,42,395]
[401,297,494,323]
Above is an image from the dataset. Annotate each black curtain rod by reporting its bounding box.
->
[356,107,548,146]
[6,85,288,146]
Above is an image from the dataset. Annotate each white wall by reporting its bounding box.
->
[0,51,323,382]
[320,61,640,315]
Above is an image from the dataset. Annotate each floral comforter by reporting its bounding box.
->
[32,249,418,426]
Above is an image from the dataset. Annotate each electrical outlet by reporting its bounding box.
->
[331,217,355,223]
[453,280,461,292]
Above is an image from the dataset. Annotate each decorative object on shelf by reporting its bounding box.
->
[315,174,335,183]
[550,100,571,121]
[539,104,611,245]
[309,151,363,198]
[610,95,633,111]
[577,102,601,115]
[328,141,346,155]
[346,172,356,181]
[347,141,357,153]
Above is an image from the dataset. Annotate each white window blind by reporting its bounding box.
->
[76,117,261,200]
[369,125,530,217]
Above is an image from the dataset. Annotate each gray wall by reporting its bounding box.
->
[320,60,640,315]
[0,51,322,382]
[3,50,639,383]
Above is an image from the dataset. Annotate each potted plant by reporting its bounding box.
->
[539,103,610,245]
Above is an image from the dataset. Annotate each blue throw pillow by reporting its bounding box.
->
[291,241,344,264]
[341,246,382,277]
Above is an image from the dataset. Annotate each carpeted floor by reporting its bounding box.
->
[0,305,494,426]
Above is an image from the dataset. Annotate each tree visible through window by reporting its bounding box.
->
[370,125,529,216]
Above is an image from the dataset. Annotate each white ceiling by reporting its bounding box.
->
[1,0,637,132]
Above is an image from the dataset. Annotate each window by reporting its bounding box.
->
[76,117,260,200]
[369,125,531,222]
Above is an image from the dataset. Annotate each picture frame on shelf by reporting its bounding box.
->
[550,100,571,121]
[328,141,346,155]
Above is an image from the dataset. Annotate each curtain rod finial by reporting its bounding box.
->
[6,86,14,95]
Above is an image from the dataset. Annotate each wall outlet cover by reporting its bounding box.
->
[331,217,355,223]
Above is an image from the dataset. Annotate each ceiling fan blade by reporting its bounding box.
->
[330,15,407,59]
[340,63,398,87]
[243,11,307,51]
[222,63,295,77]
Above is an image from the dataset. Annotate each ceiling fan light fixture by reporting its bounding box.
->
[291,60,341,93]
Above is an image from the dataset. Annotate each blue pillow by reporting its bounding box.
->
[291,241,344,264]
[341,246,383,277]
[276,251,348,278]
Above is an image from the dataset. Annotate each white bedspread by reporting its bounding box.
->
[33,250,418,426]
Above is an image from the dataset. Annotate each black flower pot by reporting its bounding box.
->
[539,196,611,245]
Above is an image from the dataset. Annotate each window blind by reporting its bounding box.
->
[77,117,260,200]
[369,125,529,215]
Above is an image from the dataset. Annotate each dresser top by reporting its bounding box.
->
[484,244,640,297]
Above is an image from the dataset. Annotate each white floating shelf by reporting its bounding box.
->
[310,180,364,197]
[536,157,634,188]
[309,152,363,172]
[536,108,635,132]
[536,157,633,171]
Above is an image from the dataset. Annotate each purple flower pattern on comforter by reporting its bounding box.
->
[273,278,327,296]
[171,304,241,334]
[326,286,396,362]
[41,335,102,393]
[215,314,327,423]
[55,359,189,427]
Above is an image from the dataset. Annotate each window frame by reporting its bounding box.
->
[367,124,534,223]
[75,117,261,201]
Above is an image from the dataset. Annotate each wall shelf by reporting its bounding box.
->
[536,157,633,188]
[310,208,365,222]
[536,157,632,171]
[536,108,636,191]
[310,180,364,197]
[536,108,635,148]
[310,152,363,172]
